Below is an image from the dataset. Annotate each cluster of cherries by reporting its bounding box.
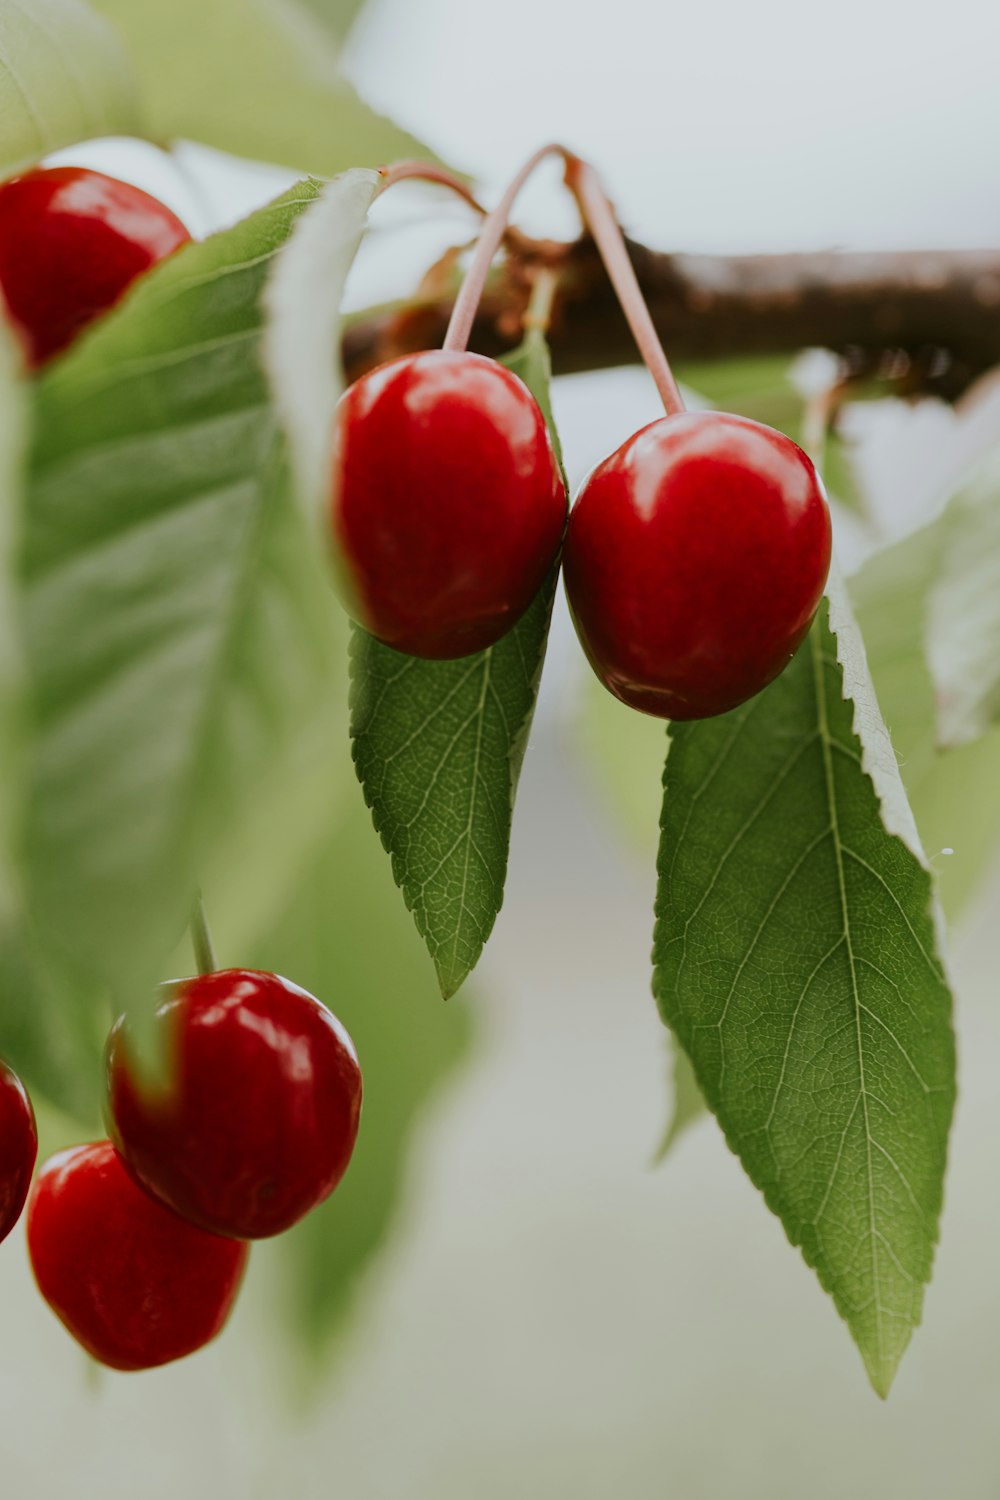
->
[1,969,361,1370]
[0,146,831,1368]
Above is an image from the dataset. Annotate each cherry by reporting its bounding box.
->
[0,1060,37,1247]
[106,969,362,1240]
[330,349,566,658]
[562,411,832,719]
[0,166,190,368]
[27,1141,247,1371]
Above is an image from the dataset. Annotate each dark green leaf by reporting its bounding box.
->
[350,331,564,997]
[652,586,955,1396]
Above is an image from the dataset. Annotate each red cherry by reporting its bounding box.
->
[0,166,190,367]
[106,969,362,1240]
[330,349,566,658]
[0,1060,37,1247]
[27,1141,247,1371]
[563,411,832,719]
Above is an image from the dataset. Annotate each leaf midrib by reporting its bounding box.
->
[809,624,886,1375]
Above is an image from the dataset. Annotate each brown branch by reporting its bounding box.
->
[342,236,1000,401]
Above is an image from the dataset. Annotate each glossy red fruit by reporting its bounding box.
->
[27,1141,247,1371]
[0,166,190,367]
[106,970,362,1240]
[0,1060,37,1247]
[330,349,566,658]
[563,410,832,719]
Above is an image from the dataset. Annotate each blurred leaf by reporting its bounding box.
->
[653,583,955,1397]
[677,355,805,434]
[654,1040,705,1161]
[0,0,138,179]
[575,671,666,852]
[0,321,104,1119]
[350,331,565,998]
[262,168,382,535]
[296,0,368,39]
[926,449,1000,748]
[852,514,1000,919]
[0,318,25,910]
[22,181,343,1024]
[255,790,477,1365]
[91,0,431,176]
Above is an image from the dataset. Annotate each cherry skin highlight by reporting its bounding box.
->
[0,166,190,367]
[106,969,363,1240]
[27,1141,247,1371]
[330,349,566,658]
[0,1060,37,1247]
[563,411,832,719]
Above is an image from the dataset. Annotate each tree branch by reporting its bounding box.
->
[343,237,1000,401]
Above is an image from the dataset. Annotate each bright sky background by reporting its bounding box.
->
[347,0,1000,252]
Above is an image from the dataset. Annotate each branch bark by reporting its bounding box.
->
[343,237,1000,401]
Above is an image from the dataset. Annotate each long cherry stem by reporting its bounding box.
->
[443,143,571,352]
[377,160,486,216]
[190,890,218,976]
[441,145,685,416]
[562,154,685,415]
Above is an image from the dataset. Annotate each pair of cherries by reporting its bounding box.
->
[333,352,831,717]
[2,971,362,1372]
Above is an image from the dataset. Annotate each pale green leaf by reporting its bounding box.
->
[253,790,477,1367]
[926,449,1000,748]
[296,0,368,40]
[22,181,343,1017]
[350,331,564,998]
[0,0,138,178]
[262,167,381,533]
[0,318,106,1120]
[653,584,955,1397]
[575,670,666,853]
[653,1039,705,1161]
[91,0,430,176]
[851,515,1000,919]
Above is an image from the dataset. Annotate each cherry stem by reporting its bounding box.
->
[562,154,685,416]
[378,160,486,216]
[190,890,217,976]
[441,145,685,416]
[443,143,571,353]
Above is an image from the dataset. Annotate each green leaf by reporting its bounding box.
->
[676,355,806,435]
[575,669,667,852]
[295,0,368,40]
[262,168,382,534]
[90,0,431,176]
[653,1039,705,1161]
[350,331,564,998]
[852,514,1000,919]
[0,318,25,906]
[0,319,105,1120]
[652,582,955,1397]
[253,790,476,1366]
[22,180,343,1016]
[926,449,1000,748]
[0,0,138,179]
